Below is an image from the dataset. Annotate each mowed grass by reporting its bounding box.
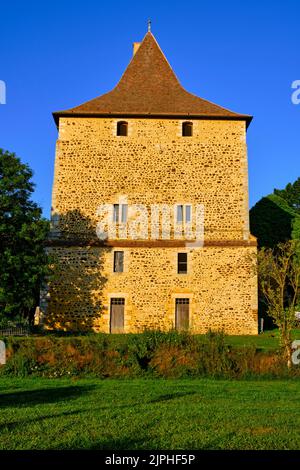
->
[28,328,300,352]
[225,328,300,350]
[0,378,299,450]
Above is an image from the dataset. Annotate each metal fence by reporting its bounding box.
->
[0,326,30,337]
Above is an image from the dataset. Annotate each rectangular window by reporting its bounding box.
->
[185,205,191,223]
[113,204,127,223]
[176,204,192,223]
[178,252,188,274]
[121,204,128,223]
[113,251,124,273]
[113,204,119,223]
[176,205,183,223]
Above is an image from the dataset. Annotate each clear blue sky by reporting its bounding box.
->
[1,0,299,217]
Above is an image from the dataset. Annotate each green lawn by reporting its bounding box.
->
[225,328,300,350]
[224,330,281,350]
[25,328,300,352]
[0,377,299,450]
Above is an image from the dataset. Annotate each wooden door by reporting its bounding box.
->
[175,298,189,331]
[110,298,125,333]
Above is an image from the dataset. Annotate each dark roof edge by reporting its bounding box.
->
[53,112,253,129]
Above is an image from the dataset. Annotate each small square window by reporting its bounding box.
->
[176,298,189,304]
[117,121,128,136]
[182,122,193,137]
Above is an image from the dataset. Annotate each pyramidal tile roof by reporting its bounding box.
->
[53,32,252,127]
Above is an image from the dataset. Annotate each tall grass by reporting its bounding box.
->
[0,330,297,379]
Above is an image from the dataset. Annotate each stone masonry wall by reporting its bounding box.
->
[52,118,250,241]
[46,117,258,335]
[46,244,257,335]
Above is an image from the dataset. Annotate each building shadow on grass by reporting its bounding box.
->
[0,408,85,434]
[0,384,96,408]
[148,391,196,404]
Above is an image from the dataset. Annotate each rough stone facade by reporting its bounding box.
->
[53,118,250,242]
[45,31,258,334]
[46,117,258,334]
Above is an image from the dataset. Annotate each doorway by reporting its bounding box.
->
[175,298,189,331]
[110,298,125,333]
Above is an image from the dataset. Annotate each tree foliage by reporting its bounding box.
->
[250,193,300,249]
[250,177,300,331]
[274,177,300,214]
[0,149,49,322]
[257,240,300,366]
[250,194,300,248]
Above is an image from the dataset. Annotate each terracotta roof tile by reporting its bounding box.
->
[53,32,252,127]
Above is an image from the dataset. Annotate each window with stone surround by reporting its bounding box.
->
[182,121,193,137]
[176,204,192,223]
[177,252,188,274]
[113,204,128,223]
[110,298,125,333]
[113,251,124,273]
[175,298,189,330]
[117,121,128,136]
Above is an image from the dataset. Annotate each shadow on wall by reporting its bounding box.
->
[44,209,111,332]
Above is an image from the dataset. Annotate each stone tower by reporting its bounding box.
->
[45,31,258,334]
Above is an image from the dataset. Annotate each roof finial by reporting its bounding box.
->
[148,18,151,32]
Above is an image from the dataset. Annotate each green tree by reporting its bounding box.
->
[257,240,300,367]
[250,193,300,248]
[250,178,300,331]
[274,177,300,214]
[0,149,49,323]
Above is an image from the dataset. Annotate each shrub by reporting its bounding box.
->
[0,330,298,379]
